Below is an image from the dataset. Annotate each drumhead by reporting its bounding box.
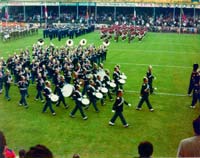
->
[101,87,108,93]
[109,82,116,88]
[81,98,90,105]
[95,92,103,99]
[61,84,74,97]
[120,74,127,80]
[50,94,59,102]
[119,79,126,84]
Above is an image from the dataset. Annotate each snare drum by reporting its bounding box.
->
[95,92,103,99]
[61,84,74,97]
[81,98,90,105]
[118,79,126,85]
[101,87,108,94]
[109,82,116,88]
[120,74,127,80]
[49,94,59,103]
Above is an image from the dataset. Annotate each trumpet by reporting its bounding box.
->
[79,39,87,46]
[66,39,74,47]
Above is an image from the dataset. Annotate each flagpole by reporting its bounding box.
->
[179,6,182,34]
[45,1,47,29]
[134,7,136,27]
[5,5,8,28]
[193,6,195,23]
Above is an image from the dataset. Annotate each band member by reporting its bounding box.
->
[188,64,199,96]
[35,73,45,102]
[18,76,29,108]
[3,70,12,101]
[70,85,88,120]
[52,69,60,94]
[103,69,113,101]
[146,65,156,94]
[42,81,56,116]
[56,75,69,108]
[86,80,99,112]
[113,66,121,93]
[95,75,105,106]
[24,67,31,97]
[190,70,200,108]
[109,89,131,127]
[0,66,4,93]
[136,77,154,112]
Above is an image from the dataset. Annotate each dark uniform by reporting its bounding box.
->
[86,81,99,112]
[146,65,155,94]
[188,64,199,96]
[3,71,12,101]
[136,77,154,112]
[42,82,56,116]
[35,76,45,102]
[56,78,69,108]
[18,77,29,108]
[190,71,200,108]
[103,73,113,101]
[109,90,130,127]
[70,86,87,120]
[0,68,4,93]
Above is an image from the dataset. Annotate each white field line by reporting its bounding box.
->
[126,90,187,97]
[107,62,192,69]
[110,49,200,55]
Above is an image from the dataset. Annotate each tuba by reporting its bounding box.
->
[66,39,74,47]
[37,39,44,46]
[79,39,87,46]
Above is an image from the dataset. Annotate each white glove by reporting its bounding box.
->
[154,77,157,80]
[139,96,142,99]
[128,103,131,107]
[112,110,115,113]
[78,98,82,101]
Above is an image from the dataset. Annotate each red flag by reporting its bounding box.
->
[44,5,48,19]
[180,8,186,21]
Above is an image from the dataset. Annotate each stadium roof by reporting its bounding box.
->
[0,0,199,4]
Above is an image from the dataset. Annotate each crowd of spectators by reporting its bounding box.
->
[2,7,200,33]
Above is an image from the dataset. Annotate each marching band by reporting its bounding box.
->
[0,38,125,115]
[100,24,147,43]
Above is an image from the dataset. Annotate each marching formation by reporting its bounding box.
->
[0,37,158,128]
[99,24,148,43]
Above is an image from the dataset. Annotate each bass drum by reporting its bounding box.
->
[61,84,74,97]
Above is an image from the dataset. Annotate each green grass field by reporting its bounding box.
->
[0,31,200,158]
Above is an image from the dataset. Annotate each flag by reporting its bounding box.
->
[44,4,48,19]
[134,9,136,18]
[85,10,89,20]
[180,8,186,21]
[5,6,9,20]
[132,9,136,20]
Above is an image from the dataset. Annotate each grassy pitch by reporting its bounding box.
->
[0,31,200,158]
